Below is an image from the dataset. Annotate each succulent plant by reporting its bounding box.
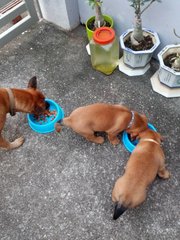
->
[128,0,161,46]
[170,29,180,71]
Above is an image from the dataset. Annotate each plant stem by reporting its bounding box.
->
[131,1,144,45]
[94,0,105,28]
[173,29,180,38]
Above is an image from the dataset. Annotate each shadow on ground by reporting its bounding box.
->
[0,21,179,240]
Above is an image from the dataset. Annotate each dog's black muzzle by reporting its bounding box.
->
[45,101,50,110]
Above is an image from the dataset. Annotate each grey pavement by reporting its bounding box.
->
[0,21,179,240]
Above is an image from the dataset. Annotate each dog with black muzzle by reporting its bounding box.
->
[55,103,148,145]
[112,129,170,220]
[0,76,48,150]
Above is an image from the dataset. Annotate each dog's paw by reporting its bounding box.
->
[110,138,120,145]
[55,123,61,133]
[162,170,171,179]
[95,136,104,144]
[158,169,171,179]
[10,137,25,149]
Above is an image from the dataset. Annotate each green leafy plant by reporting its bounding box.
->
[128,0,161,46]
[88,0,105,28]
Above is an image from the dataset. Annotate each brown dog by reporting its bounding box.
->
[55,103,148,145]
[0,76,47,150]
[112,129,170,219]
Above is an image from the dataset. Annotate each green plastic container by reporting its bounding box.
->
[86,15,114,42]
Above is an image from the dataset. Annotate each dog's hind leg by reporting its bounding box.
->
[157,157,170,179]
[158,166,170,179]
[79,131,104,144]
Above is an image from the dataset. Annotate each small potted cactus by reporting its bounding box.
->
[151,29,180,98]
[119,0,160,76]
[86,0,113,41]
[158,44,180,88]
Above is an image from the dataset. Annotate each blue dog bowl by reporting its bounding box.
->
[27,99,64,134]
[122,123,157,153]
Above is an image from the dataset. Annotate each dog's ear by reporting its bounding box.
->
[158,133,164,142]
[155,132,164,143]
[28,76,37,89]
[141,114,148,123]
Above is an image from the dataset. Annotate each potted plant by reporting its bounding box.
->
[119,0,161,76]
[151,30,180,98]
[86,0,113,41]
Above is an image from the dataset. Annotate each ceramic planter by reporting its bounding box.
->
[119,28,160,76]
[150,44,180,98]
[158,44,180,88]
[85,15,113,42]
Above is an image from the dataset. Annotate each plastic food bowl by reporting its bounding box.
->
[27,99,64,134]
[122,123,157,153]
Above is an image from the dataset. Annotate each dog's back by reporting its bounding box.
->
[55,103,148,145]
[66,103,129,130]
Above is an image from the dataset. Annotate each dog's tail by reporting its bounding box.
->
[113,203,128,220]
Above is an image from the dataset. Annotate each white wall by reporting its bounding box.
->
[38,0,80,30]
[78,0,180,56]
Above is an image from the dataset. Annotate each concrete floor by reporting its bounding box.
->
[0,21,179,240]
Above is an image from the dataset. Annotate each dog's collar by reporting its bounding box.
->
[6,88,16,116]
[127,111,135,129]
[140,138,160,146]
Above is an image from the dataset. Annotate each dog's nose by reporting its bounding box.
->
[45,102,50,110]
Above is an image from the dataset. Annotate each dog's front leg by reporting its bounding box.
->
[0,114,24,150]
[0,135,24,150]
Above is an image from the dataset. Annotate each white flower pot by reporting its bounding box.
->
[150,71,180,98]
[119,28,160,75]
[158,44,180,88]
